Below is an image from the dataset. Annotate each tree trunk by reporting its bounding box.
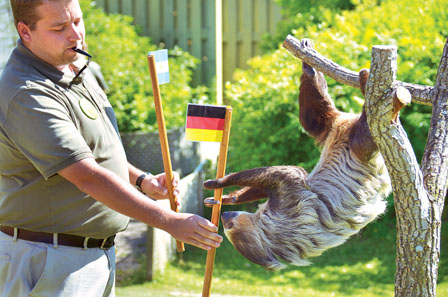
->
[283,35,448,297]
[365,45,435,297]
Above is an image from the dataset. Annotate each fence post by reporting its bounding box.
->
[215,0,223,104]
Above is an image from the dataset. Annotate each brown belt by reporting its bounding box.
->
[0,226,115,249]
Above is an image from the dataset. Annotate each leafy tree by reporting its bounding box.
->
[260,0,355,53]
[226,0,445,173]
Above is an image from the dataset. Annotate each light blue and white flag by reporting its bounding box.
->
[148,49,170,85]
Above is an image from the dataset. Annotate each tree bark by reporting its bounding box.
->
[365,45,434,297]
[419,39,448,297]
[283,34,448,297]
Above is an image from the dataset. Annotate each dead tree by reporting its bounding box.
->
[283,34,448,297]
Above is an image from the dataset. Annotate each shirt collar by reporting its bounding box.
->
[15,39,86,89]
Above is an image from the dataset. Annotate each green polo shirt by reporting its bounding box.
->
[0,41,129,238]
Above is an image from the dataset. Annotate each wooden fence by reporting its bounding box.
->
[94,0,282,89]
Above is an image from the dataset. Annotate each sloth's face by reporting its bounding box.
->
[221,211,284,270]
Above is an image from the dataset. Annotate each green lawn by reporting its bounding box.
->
[116,208,448,297]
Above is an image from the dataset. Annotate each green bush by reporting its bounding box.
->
[80,0,209,132]
[277,0,354,14]
[226,51,321,172]
[226,0,444,172]
[260,0,355,53]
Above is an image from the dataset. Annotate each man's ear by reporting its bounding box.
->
[17,21,32,43]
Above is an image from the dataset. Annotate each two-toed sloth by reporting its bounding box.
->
[204,39,391,271]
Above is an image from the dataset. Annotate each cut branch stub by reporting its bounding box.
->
[392,87,412,123]
[371,45,397,85]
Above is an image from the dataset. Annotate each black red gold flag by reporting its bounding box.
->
[185,104,227,142]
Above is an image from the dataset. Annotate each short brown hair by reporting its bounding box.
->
[10,0,69,31]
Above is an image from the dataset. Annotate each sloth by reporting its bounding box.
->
[204,40,391,271]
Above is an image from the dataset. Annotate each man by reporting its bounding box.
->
[0,0,222,296]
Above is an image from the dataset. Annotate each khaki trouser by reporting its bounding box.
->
[0,231,115,297]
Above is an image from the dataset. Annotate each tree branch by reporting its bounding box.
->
[282,35,360,88]
[282,34,433,105]
[421,39,448,202]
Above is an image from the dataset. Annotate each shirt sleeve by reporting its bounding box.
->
[3,87,94,179]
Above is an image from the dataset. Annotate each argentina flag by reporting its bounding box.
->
[148,49,169,84]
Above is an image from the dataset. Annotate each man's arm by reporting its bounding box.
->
[58,157,222,250]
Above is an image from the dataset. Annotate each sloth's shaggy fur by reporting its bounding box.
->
[204,40,391,271]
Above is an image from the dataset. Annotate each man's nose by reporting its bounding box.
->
[69,24,83,41]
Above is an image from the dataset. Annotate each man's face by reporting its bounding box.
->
[18,0,85,71]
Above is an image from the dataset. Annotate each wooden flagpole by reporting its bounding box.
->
[202,106,233,297]
[147,54,185,253]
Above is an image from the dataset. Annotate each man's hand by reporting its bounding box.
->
[168,213,223,250]
[141,172,180,200]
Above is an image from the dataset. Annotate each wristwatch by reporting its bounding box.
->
[136,172,152,194]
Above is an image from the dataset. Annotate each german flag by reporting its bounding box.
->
[185,104,227,142]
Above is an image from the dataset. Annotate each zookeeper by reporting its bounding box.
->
[0,0,222,296]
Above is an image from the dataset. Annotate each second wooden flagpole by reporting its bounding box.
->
[147,54,185,253]
[202,107,233,297]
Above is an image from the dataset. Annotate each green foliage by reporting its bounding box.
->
[277,0,354,14]
[227,0,444,172]
[260,0,355,53]
[226,51,321,172]
[79,0,209,132]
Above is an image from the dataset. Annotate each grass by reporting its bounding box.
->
[116,205,448,297]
